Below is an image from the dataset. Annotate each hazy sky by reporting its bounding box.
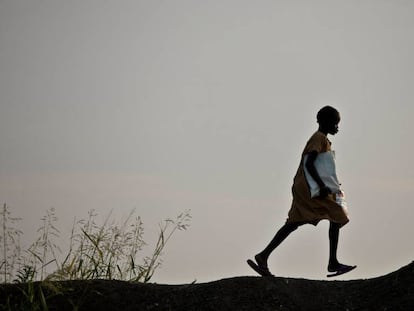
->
[1,0,414,284]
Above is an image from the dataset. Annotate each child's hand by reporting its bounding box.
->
[319,186,332,198]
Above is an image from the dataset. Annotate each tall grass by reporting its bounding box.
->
[0,203,191,284]
[1,203,23,283]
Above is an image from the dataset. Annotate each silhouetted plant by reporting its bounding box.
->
[1,204,23,284]
[1,204,191,283]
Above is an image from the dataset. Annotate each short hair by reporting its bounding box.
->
[317,106,340,124]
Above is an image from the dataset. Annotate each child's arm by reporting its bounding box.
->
[305,151,331,198]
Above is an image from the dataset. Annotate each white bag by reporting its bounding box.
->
[335,189,348,210]
[303,151,341,198]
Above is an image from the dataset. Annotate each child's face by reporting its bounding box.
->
[326,115,340,135]
[320,112,341,135]
[329,122,339,135]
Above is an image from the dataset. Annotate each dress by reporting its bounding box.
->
[287,131,349,226]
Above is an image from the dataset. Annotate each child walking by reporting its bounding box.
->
[247,106,356,277]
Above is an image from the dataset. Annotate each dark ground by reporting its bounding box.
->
[1,261,414,311]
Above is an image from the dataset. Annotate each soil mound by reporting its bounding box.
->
[2,261,414,310]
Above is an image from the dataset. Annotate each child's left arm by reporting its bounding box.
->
[305,151,331,198]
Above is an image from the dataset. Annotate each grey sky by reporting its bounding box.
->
[1,0,414,283]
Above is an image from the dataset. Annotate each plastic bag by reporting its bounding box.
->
[303,151,341,198]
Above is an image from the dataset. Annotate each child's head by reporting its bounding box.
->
[317,106,340,135]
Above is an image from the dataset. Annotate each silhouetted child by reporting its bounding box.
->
[247,106,356,277]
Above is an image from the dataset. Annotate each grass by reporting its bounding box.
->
[0,203,191,310]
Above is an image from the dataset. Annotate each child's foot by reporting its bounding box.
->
[328,262,352,272]
[327,263,357,277]
[254,254,268,269]
[246,254,274,277]
[247,259,274,277]
[328,263,352,272]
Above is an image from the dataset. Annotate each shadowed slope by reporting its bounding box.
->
[1,262,414,310]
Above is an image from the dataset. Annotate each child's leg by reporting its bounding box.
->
[327,221,356,274]
[255,222,300,268]
[328,221,340,269]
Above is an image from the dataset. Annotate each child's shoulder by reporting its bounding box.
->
[304,131,330,153]
[308,131,327,142]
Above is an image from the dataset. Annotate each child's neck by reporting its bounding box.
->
[318,126,329,136]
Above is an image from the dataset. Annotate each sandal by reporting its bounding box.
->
[247,259,274,277]
[327,263,357,277]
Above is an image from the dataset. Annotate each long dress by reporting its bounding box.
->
[287,131,349,226]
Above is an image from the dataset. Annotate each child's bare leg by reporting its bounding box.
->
[328,221,341,270]
[255,222,300,268]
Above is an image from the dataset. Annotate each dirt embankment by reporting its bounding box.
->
[1,262,414,310]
